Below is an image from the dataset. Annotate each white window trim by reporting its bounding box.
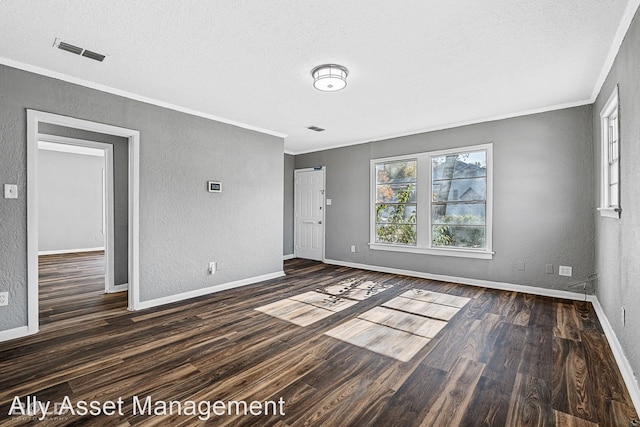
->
[369,143,493,260]
[598,85,620,219]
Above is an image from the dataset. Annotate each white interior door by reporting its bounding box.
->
[295,168,325,261]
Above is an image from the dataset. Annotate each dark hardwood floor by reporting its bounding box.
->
[0,252,637,426]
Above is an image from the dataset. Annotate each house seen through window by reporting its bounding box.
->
[371,143,493,259]
[431,150,487,249]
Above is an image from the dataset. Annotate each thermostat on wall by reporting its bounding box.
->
[208,181,222,193]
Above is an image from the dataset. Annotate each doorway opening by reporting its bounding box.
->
[36,136,124,325]
[27,110,141,336]
[37,138,114,287]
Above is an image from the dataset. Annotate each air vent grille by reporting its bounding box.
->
[54,38,106,62]
[57,41,83,55]
[81,50,106,62]
[307,126,325,132]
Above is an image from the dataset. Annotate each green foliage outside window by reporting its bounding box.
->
[375,160,417,245]
[432,225,452,246]
[432,214,485,248]
[372,147,490,253]
[376,183,416,244]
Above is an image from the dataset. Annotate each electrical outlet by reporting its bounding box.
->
[559,266,573,277]
[208,262,216,275]
[0,292,8,306]
[350,245,356,253]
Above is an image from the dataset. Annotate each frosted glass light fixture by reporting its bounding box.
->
[311,64,349,91]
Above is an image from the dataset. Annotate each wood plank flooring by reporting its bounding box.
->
[0,253,637,426]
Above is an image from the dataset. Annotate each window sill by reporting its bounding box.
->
[368,243,494,259]
[597,207,620,219]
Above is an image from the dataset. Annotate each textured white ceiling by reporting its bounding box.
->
[0,1,638,153]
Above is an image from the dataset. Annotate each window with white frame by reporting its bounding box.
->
[370,143,493,259]
[374,159,418,245]
[599,86,620,218]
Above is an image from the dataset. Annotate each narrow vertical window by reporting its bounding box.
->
[599,86,620,218]
[608,113,619,207]
[374,159,417,245]
[431,150,487,249]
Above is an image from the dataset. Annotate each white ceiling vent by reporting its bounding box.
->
[53,38,106,62]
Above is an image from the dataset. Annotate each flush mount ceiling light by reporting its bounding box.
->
[311,64,348,92]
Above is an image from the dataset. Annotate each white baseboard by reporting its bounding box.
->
[591,298,640,412]
[323,259,587,301]
[135,271,286,310]
[0,326,33,343]
[38,247,105,255]
[323,258,639,413]
[283,254,295,260]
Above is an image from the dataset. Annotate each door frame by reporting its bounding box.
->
[37,134,119,294]
[27,110,141,335]
[293,167,326,261]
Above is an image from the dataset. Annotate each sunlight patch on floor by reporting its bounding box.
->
[325,290,470,361]
[254,278,394,326]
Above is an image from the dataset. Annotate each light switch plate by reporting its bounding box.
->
[4,184,18,199]
[326,199,332,205]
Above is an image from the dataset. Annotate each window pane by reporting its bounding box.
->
[431,150,487,250]
[432,225,485,249]
[432,178,486,202]
[609,161,618,185]
[376,183,417,203]
[432,203,485,225]
[432,151,486,180]
[376,204,417,224]
[374,159,418,246]
[376,160,417,184]
[610,183,619,207]
[609,138,619,163]
[376,224,417,245]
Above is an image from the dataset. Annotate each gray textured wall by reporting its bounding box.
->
[283,154,295,256]
[0,64,283,331]
[593,7,640,388]
[38,150,105,252]
[296,106,595,291]
[39,123,129,286]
